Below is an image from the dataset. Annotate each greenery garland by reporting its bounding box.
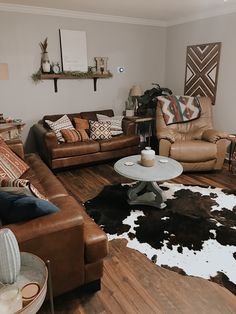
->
[31,67,111,83]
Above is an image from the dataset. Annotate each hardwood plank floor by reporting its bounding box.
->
[39,161,236,313]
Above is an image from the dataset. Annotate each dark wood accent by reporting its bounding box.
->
[40,72,112,92]
[39,162,236,313]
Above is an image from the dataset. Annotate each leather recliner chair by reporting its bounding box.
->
[156,96,229,172]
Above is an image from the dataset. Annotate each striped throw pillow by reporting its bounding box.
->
[45,114,74,142]
[0,178,48,200]
[60,129,82,143]
[0,141,29,180]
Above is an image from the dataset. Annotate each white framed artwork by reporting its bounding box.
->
[59,29,88,72]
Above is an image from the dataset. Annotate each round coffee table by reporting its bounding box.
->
[114,155,183,209]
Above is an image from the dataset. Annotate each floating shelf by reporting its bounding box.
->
[39,72,113,92]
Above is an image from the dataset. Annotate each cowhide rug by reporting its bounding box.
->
[85,182,236,295]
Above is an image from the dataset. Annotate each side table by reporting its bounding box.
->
[0,253,54,314]
[125,116,155,146]
[227,134,236,171]
[0,122,25,141]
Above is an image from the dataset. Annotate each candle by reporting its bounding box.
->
[0,286,22,314]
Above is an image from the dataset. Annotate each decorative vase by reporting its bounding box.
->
[41,52,51,73]
[0,228,21,284]
[141,147,155,167]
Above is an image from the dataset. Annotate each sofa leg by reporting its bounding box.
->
[83,279,101,293]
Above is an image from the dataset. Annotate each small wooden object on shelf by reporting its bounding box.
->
[39,72,112,92]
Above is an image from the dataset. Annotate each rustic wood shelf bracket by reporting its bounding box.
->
[93,78,98,92]
[53,78,58,93]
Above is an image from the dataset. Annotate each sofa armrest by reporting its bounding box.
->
[5,196,83,243]
[122,119,136,135]
[202,129,229,143]
[33,123,58,165]
[6,139,25,160]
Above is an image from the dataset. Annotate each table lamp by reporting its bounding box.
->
[129,85,143,115]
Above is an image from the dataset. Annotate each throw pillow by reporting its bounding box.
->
[0,178,48,200]
[45,114,74,142]
[96,114,123,136]
[0,141,29,180]
[0,191,59,224]
[158,95,201,126]
[60,129,82,143]
[76,129,89,141]
[73,117,89,130]
[89,120,112,140]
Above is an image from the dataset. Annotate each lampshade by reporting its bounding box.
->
[129,85,143,97]
[0,63,9,80]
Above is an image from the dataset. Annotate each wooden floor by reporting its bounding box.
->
[39,161,236,313]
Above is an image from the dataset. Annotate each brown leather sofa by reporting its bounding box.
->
[1,142,108,297]
[156,97,229,172]
[33,109,140,170]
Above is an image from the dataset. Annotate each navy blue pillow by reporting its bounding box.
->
[0,191,59,224]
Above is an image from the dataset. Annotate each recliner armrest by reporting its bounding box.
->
[202,129,228,143]
[157,131,175,143]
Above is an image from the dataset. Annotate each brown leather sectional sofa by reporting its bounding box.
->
[33,109,140,170]
[2,142,108,297]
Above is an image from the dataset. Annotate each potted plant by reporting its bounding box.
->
[40,38,50,73]
[125,96,135,117]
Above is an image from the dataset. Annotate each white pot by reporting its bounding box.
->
[141,147,155,167]
[0,229,21,284]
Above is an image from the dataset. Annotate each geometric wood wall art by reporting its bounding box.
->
[184,42,221,104]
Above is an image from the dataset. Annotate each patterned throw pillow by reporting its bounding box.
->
[96,114,123,136]
[0,178,48,200]
[158,95,201,126]
[0,141,29,180]
[89,121,112,140]
[45,114,74,142]
[73,117,89,130]
[76,129,89,141]
[60,129,82,143]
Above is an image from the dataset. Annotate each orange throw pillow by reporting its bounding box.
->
[74,117,89,130]
[0,140,29,179]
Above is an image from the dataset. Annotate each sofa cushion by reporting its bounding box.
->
[0,140,29,179]
[99,135,140,152]
[89,121,112,140]
[96,114,123,136]
[170,140,217,162]
[0,191,59,224]
[45,115,74,142]
[21,154,69,200]
[51,141,100,159]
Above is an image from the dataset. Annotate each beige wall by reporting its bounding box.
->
[166,13,236,134]
[0,11,166,150]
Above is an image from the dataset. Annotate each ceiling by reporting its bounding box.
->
[0,0,236,25]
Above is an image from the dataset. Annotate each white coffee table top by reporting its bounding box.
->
[114,155,183,182]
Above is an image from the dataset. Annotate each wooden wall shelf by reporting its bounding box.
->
[39,72,113,92]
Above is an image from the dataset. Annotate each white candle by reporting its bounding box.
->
[0,286,22,314]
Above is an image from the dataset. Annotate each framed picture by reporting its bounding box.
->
[184,42,221,104]
[59,29,88,72]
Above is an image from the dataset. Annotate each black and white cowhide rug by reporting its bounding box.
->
[84,182,236,295]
